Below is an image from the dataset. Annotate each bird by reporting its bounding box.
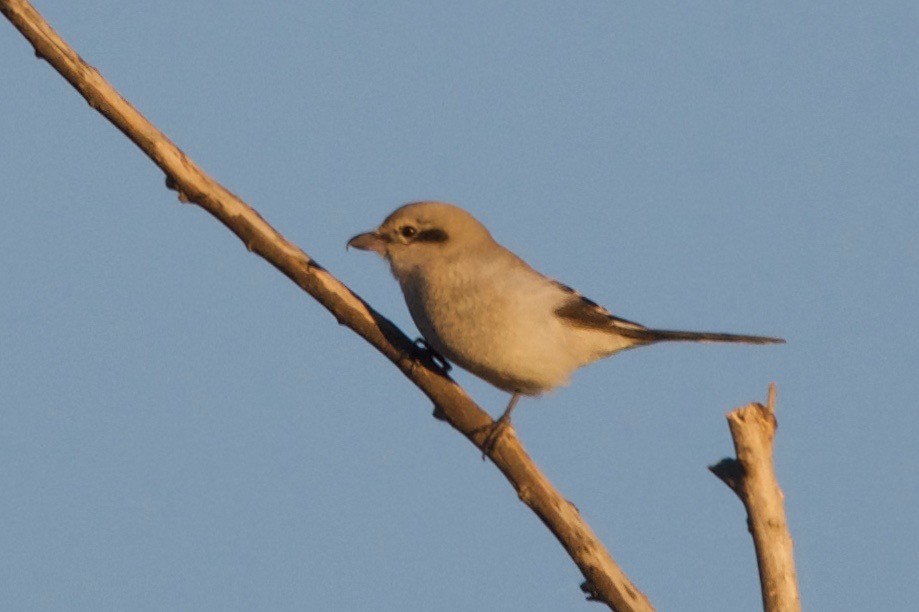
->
[348,201,783,441]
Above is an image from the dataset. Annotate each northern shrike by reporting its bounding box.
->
[348,202,783,435]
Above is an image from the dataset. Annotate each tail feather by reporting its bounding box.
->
[617,327,785,345]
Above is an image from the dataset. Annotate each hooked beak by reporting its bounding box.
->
[346,231,388,256]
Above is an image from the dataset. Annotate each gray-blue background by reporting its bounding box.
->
[2,2,916,610]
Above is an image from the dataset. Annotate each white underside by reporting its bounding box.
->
[395,249,636,395]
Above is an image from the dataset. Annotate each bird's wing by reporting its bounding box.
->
[552,282,647,332]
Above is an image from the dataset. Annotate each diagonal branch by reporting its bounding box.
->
[1,1,652,609]
[710,384,801,612]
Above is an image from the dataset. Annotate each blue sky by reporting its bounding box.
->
[1,2,916,610]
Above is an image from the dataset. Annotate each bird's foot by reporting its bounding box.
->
[412,338,452,374]
[480,413,513,459]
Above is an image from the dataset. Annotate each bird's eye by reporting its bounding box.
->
[399,225,418,239]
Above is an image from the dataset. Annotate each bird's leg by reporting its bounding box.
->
[497,392,521,426]
[482,392,520,455]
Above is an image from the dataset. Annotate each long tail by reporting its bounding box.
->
[618,327,785,345]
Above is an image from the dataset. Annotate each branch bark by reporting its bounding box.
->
[710,384,801,612]
[1,1,652,609]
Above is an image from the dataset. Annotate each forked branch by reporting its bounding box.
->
[710,384,801,612]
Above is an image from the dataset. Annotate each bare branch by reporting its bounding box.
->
[1,1,652,609]
[710,384,801,612]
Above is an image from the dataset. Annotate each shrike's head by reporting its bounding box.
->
[347,201,494,275]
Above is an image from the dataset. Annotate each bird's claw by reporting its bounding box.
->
[480,414,512,459]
